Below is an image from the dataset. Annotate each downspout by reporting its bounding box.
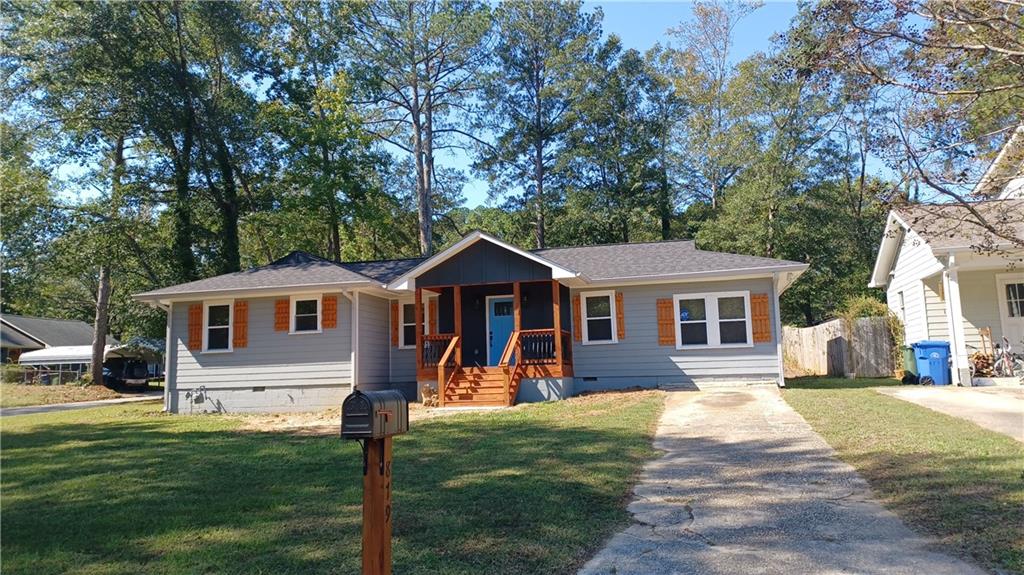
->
[773,272,786,388]
[343,290,358,393]
[153,302,173,412]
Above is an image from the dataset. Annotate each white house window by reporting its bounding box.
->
[673,291,752,349]
[1006,283,1024,317]
[398,300,433,349]
[291,295,321,333]
[400,302,417,349]
[582,290,617,344]
[677,298,708,345]
[204,301,233,352]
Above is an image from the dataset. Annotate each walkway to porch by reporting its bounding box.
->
[414,280,574,407]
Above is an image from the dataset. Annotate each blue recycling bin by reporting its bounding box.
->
[911,341,951,386]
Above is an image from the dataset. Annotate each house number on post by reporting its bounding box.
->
[341,390,409,575]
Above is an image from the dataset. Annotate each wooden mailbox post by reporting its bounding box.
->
[341,390,409,575]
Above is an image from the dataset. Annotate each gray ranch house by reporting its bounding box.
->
[135,231,807,413]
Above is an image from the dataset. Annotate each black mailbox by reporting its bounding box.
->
[341,390,409,440]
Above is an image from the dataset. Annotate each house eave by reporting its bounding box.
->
[132,280,375,305]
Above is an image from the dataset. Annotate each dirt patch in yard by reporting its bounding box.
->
[238,389,664,436]
[237,403,456,436]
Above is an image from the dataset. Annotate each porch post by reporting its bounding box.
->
[513,282,522,331]
[453,285,462,364]
[552,280,562,365]
[942,254,970,386]
[415,288,423,370]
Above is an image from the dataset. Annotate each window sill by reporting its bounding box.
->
[288,329,322,335]
[675,342,754,351]
[398,345,415,350]
[201,348,233,354]
[582,339,617,346]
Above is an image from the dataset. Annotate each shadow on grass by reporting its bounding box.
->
[785,376,901,389]
[0,396,661,575]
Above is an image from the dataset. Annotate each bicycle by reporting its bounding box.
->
[992,337,1024,378]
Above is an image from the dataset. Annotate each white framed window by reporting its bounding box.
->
[581,290,617,345]
[398,298,432,349]
[290,294,322,334]
[203,300,233,353]
[673,291,753,349]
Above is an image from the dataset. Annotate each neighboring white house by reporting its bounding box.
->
[870,128,1024,385]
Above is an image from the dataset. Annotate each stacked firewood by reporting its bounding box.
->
[970,352,994,377]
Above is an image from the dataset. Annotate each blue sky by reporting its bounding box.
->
[452,1,800,207]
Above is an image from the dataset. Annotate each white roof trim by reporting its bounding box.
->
[869,211,912,288]
[133,281,373,304]
[385,230,580,291]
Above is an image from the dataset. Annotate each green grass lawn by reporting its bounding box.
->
[0,383,125,408]
[784,377,1024,574]
[1,391,663,575]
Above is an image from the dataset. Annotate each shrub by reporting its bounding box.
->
[839,295,906,375]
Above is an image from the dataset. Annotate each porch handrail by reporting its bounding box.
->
[422,333,456,369]
[499,330,523,405]
[437,335,460,408]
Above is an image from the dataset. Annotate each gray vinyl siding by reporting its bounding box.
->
[390,347,417,383]
[357,293,389,385]
[171,294,352,390]
[923,275,949,340]
[570,278,781,387]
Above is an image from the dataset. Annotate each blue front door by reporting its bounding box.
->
[488,296,515,365]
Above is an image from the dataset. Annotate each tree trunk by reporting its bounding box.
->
[659,164,672,240]
[408,2,432,257]
[213,135,241,274]
[91,265,112,387]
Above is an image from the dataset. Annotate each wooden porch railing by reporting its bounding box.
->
[499,331,523,406]
[421,333,457,369]
[516,328,572,365]
[437,335,460,408]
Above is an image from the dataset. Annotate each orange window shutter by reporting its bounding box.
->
[428,299,438,334]
[615,291,625,340]
[751,293,771,343]
[232,300,249,348]
[656,298,675,346]
[274,299,290,331]
[187,304,202,351]
[572,294,582,342]
[390,301,400,347]
[323,295,338,329]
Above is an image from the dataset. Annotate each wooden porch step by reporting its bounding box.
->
[460,366,506,375]
[444,392,507,403]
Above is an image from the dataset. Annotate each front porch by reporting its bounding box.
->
[415,280,574,407]
[933,258,1022,385]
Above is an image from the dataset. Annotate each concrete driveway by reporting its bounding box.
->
[579,387,984,575]
[876,386,1023,442]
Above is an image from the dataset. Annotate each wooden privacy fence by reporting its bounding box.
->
[783,317,895,378]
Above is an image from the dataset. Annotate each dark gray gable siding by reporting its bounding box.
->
[417,241,552,287]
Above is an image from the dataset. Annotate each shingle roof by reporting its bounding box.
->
[535,240,805,281]
[343,257,426,284]
[135,251,375,299]
[136,237,809,300]
[0,315,117,347]
[895,199,1024,250]
[1,325,44,349]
